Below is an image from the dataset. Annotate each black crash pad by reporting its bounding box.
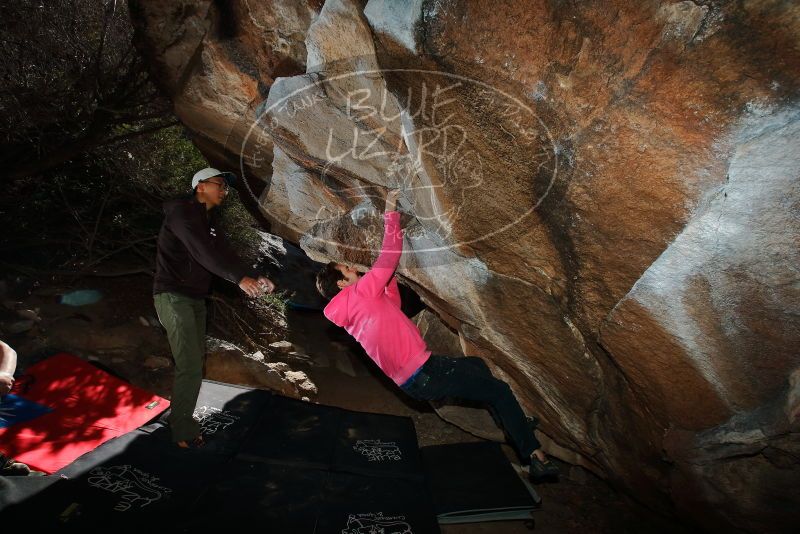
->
[186,460,439,533]
[149,379,273,456]
[239,393,424,480]
[421,441,541,524]
[3,430,225,531]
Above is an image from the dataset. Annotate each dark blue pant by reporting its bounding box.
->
[400,355,540,462]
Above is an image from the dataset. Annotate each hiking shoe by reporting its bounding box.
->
[529,457,559,483]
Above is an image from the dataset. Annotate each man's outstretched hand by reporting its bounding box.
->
[385,189,400,213]
[239,276,275,297]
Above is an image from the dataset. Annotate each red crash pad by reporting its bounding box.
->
[0,353,169,473]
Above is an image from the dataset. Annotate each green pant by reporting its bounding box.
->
[153,292,207,443]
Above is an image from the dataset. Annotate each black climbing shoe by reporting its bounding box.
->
[529,457,560,484]
[527,415,540,431]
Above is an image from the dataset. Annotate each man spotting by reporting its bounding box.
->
[153,167,274,448]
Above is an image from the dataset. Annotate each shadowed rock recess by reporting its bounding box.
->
[130,1,799,531]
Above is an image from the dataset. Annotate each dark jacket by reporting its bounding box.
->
[153,195,255,298]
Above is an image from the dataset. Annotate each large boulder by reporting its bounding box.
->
[130,1,800,530]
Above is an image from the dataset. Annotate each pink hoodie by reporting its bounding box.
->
[323,211,431,386]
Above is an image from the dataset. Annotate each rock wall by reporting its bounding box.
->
[130,1,800,531]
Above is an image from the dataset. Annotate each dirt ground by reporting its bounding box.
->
[1,273,694,533]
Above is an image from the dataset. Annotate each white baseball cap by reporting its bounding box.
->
[191,167,237,189]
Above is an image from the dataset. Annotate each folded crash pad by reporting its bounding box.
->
[0,353,169,473]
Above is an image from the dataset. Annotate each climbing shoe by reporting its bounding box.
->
[527,415,540,431]
[529,457,560,483]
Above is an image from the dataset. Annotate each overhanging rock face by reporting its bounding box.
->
[131,1,800,530]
